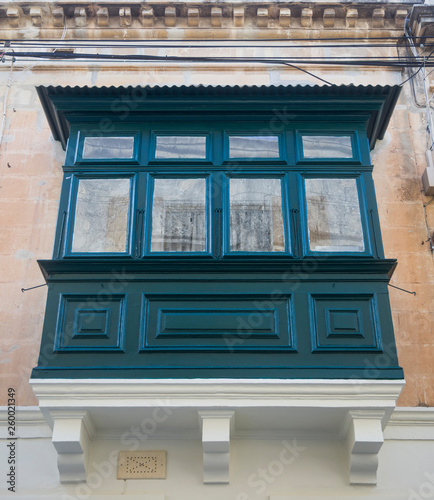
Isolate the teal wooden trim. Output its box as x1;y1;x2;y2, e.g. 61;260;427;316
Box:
31;366;405;379
64;122;373;169
38;257;398;280
74;131;141;165
363;170;385;259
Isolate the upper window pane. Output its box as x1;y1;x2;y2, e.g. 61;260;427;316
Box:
155;136;207;159
229;136;280;159
71;178;131;253
151;178;206;252
302;135;353;159
229;178;285;252
82;136;135;159
305;178;365;252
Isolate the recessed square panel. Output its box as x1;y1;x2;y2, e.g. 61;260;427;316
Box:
309;294;381;352
55;294;125;351
325;309;363;338
74;309;110;337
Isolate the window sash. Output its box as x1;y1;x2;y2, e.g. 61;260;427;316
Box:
69;176;133;255
302;176;368;255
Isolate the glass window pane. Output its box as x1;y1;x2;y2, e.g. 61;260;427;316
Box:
71;178;130;253
155;136;207;159
151;178;206;252
305;178;365;252
230;178;285;252
302;135;353;158
82;136;135;159
229;136;280;158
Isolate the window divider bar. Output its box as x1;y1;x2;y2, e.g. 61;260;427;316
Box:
369;209;379;259
291;208;300;258
57;211;67;259
135;209;144;258
215;208;223;259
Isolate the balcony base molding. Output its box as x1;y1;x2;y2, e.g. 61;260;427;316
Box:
31;378;404;485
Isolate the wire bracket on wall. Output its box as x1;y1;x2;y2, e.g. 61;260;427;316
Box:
388;283;416;295
21;283;47;293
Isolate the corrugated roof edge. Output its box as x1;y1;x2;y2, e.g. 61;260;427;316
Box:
36;83;401;150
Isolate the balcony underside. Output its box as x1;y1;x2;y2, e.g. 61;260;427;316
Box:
30;378;405;484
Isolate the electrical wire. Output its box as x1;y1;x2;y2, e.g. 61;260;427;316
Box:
2;38;434;51
3;50;434;68
281;62;332;85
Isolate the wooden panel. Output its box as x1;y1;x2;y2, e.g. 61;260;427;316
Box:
309;294;382;352
54;294;126;352
141;294;294;351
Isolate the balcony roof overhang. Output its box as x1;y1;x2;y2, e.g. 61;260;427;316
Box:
36;83;401;151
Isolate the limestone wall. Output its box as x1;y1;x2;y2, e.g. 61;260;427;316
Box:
0;55;432;407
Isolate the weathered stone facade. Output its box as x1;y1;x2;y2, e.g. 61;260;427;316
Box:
0;1;433;497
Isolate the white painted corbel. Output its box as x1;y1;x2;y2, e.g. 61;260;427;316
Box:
199;410;234;484
51;411;95;483
342;410;385;485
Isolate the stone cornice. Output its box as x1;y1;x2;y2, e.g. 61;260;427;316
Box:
0;2;418;38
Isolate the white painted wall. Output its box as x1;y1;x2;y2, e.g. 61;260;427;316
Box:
1;407;434;500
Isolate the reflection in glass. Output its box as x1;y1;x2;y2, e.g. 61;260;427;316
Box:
71;178;130;253
230;178;284;252
229;136;280;158
82;136;135;159
302;135;353;158
155;136;207;159
151;178;206;252
305;178;365;252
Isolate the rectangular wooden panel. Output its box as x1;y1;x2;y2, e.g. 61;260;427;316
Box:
141;294;294;352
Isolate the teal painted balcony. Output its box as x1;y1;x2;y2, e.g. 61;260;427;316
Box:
31;84;404;381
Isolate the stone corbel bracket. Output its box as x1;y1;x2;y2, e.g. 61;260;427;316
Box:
48;410;95;483
199;410;234;484
409;5;434;45
341;410;385;485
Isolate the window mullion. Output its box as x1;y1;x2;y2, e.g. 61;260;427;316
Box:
132;173;147;258
287;172;302;258
212;172;224;259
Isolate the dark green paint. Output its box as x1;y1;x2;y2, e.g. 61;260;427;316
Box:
31;84;404;380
